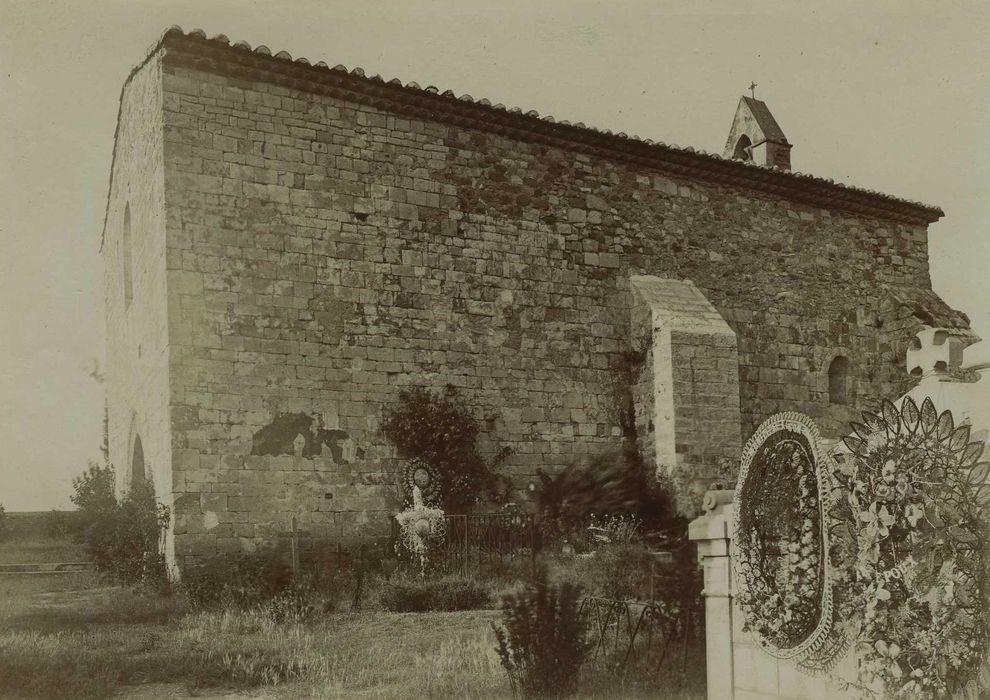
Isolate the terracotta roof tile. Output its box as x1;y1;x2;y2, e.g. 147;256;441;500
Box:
741;96;789;144
885;286;972;333
101;26;947;249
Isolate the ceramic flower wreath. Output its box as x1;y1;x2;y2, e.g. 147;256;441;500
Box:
394;485;446;576
402;458;442;506
830;397;990;699
733;413;843;670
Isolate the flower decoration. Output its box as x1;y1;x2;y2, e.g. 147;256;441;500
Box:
394;485;446;576
733;412;845;672
402;458;442;506
830;397;990;699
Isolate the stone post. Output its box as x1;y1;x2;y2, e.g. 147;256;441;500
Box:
689;489;736;700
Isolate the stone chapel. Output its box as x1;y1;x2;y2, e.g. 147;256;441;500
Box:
102;27;974;569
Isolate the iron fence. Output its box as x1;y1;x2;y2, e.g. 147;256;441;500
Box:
435;511;539;576
579;594;703;681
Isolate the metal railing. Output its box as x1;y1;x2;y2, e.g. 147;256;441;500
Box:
579;594;702;680
434;511;540;576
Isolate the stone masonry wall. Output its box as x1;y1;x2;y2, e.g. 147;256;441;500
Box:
155;52;935;563
670;330;741;496
104;56;176;567
628;276;741;512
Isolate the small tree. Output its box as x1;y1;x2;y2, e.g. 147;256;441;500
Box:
0;503;9;542
70;461;117;536
70;462;170;586
492;568;591;699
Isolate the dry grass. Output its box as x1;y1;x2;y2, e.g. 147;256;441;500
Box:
0;574;705;700
0;512;87;565
0;538;88;565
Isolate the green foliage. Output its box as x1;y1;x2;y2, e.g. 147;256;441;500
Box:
548;539;702;610
70;463;170;587
382;385;508;512
180;540;404;616
572;543;657;601
346;540;393;610
537;452;680;544
43;510;84;540
491;568;590;698
180;550;295;610
70;462;117;534
379;575;490;612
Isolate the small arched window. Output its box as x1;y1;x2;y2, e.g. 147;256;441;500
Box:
733;135;753;161
122;203;133;308
131;434;145;486
828;356;850;405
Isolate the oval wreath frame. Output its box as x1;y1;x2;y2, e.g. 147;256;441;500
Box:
732;411;840;664
402;458;442;506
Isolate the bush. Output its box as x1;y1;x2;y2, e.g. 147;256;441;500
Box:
549;538;702;606
379;576;490;612
180;550;295;610
536;451;680;538
70;462;117;534
43;509;82;540
567;543;658;601
492;568;590;698
382;385;509;512
264;581;325;623
0;503;8;542
70;463;170;587
478;552;536;585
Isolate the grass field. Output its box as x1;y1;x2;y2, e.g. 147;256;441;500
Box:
0;511;88;566
0;517;705;699
0;574;705;700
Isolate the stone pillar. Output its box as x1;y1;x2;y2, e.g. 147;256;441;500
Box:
689;489;736;700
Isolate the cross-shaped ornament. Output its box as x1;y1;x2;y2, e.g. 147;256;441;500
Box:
749;82;757;99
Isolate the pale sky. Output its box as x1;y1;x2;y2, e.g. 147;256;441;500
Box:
1;0;987;511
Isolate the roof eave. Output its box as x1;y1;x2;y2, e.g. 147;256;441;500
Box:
99;25;946;252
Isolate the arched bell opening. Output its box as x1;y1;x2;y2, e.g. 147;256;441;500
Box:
732;134;753;161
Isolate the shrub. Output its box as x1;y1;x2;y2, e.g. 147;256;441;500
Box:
180;550;295;610
379;579;432;612
492;568;590;698
478;552;536;585
536;451;680;538
586;513;641;545
382;385;509;512
0;503;8;542
70;463;170;587
379;576;490;612
571;542;657;601
346;540;392;610
70;462;117;534
264;581;325;623
43;509;81;539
